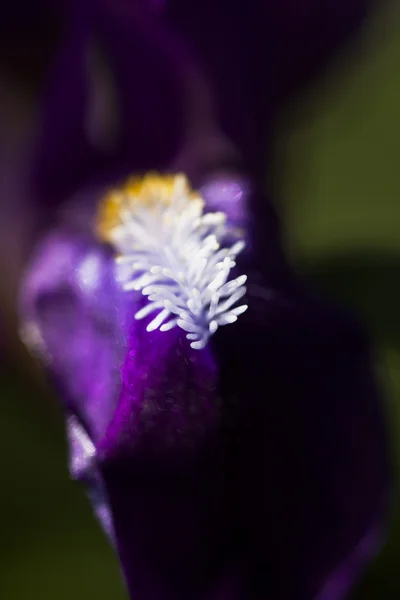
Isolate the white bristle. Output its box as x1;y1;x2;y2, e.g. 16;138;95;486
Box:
110;177;248;348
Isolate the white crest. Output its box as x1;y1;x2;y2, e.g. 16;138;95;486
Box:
109;175;248;349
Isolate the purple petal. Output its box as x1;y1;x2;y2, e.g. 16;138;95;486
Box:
19;179;389;600
32;0;187;210
31;0;372;212
100;265;390;600
99;326;220;463
20;227;131;441
210;268;390;598
166;0;371;179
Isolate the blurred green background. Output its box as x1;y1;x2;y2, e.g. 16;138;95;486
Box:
0;3;399;599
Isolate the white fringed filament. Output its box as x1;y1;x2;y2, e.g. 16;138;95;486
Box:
110;175;248;349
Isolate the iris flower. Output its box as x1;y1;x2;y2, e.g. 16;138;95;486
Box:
19;1;389;599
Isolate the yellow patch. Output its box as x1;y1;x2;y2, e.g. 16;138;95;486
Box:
95;172;198;242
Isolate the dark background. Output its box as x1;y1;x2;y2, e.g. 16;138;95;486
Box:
0;2;399;599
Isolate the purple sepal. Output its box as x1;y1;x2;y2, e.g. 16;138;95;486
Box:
31;0;372;210
19;178;390;599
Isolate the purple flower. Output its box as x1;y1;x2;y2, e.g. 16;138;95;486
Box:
20;1;389;599
20;172;389;600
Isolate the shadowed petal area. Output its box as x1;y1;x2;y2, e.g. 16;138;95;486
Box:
165;0;372;179
210;267;390;599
